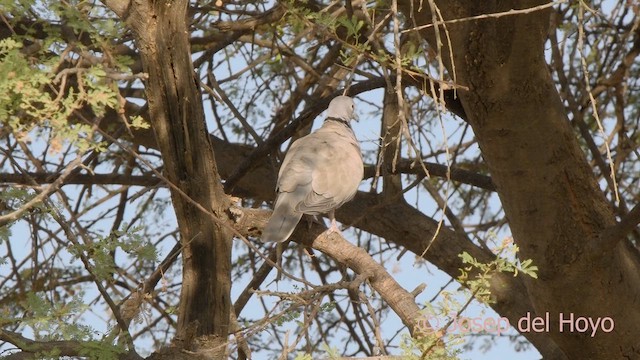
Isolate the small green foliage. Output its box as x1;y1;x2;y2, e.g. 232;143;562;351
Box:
0;224;9;244
319;301;336;312
293;353;313;360
517;258;539;279
111;225;159;261
0;37;113;154
68;225;158;281
337;15;365;41
405;236;537;356
130;115;150;130
275;308;301;326
458;238;538;303
0;0;131;154
77;340;125;360
400;330;461;360
407;297;465;359
19;292;93;340
298;3;335;29
294;343;340;360
0;187;49;219
4;292;125;359
33;340;124;360
320;343;341;359
166;306;177;315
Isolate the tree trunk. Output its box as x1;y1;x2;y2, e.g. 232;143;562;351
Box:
116;0;232;356
403;0;640;358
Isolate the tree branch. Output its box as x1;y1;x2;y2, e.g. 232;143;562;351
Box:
598;202;640;252
307;231;431;337
364;159;495;191
100;0;130;19
0;159;495;192
0;172;161;187
191;5;286;68
0;151;85;227
0;329;142;360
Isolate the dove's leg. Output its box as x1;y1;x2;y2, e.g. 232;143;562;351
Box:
327;210;340;233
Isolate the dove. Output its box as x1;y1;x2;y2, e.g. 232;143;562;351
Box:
262;96;364;243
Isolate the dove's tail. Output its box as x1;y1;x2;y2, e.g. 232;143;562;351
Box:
261;193;304;243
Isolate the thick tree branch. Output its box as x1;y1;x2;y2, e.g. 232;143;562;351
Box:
378;88;404;198
306;231;431;337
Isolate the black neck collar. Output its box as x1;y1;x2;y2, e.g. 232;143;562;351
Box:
326;116;352;129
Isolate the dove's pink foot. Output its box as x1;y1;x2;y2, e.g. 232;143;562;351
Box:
327;218;340;234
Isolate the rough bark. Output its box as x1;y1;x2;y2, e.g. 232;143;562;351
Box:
109;0;233;356
402;0;640;358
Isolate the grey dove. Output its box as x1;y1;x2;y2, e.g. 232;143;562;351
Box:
262;96;364;243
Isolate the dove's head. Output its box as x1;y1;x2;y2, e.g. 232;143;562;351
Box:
326;96;358;122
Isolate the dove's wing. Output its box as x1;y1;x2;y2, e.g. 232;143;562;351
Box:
296;126;363;214
261;135;322;243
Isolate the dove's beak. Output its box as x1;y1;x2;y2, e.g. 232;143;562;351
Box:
352;112;360;122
